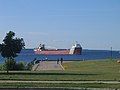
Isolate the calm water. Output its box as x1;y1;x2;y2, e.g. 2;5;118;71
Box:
0;49;120;63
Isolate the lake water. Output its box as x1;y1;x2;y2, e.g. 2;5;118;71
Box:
0;49;120;63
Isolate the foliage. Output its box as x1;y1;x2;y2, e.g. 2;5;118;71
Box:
0;64;4;71
0;31;25;72
26;63;33;70
26;58;37;70
4;58;16;71
15;61;26;70
2;61;26;71
0;31;25;59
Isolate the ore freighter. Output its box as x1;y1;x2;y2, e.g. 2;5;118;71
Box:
34;42;82;55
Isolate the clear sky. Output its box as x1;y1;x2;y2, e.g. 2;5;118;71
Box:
0;0;120;50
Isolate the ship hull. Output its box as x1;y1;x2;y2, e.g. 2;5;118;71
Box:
34;49;70;55
34;49;82;55
34;43;82;55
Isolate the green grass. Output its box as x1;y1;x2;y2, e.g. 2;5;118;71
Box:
63;60;120;81
0;82;120;88
0;60;120;88
0;71;100;81
0;60;119;81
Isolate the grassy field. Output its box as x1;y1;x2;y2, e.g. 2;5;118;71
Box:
63;60;120;81
0;59;120;88
0;60;119;81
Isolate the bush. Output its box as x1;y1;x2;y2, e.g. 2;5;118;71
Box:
26;63;33;70
3;59;26;71
0;64;4;71
2;58;33;71
15;61;26;70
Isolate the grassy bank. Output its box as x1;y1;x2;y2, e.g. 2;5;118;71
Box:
0;60;120;88
0;60;119;81
63;60;120;81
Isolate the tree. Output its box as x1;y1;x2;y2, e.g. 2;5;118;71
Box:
4;58;16;71
0;31;25;73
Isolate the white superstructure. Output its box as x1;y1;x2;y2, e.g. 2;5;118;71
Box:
69;43;82;54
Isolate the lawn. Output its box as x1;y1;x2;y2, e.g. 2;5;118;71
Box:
63;60;120;81
0;82;120;89
0;60;119;81
0;59;120;88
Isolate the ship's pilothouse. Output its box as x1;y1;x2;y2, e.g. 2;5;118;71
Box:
38;44;45;50
69;42;82;54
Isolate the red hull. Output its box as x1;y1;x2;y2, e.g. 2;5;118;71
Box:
35;50;70;55
34;43;82;55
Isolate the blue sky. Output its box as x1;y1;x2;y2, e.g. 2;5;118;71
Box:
0;0;120;50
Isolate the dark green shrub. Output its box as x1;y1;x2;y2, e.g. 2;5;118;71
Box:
3;59;26;71
26;63;33;70
15;61;26;70
0;64;4;70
